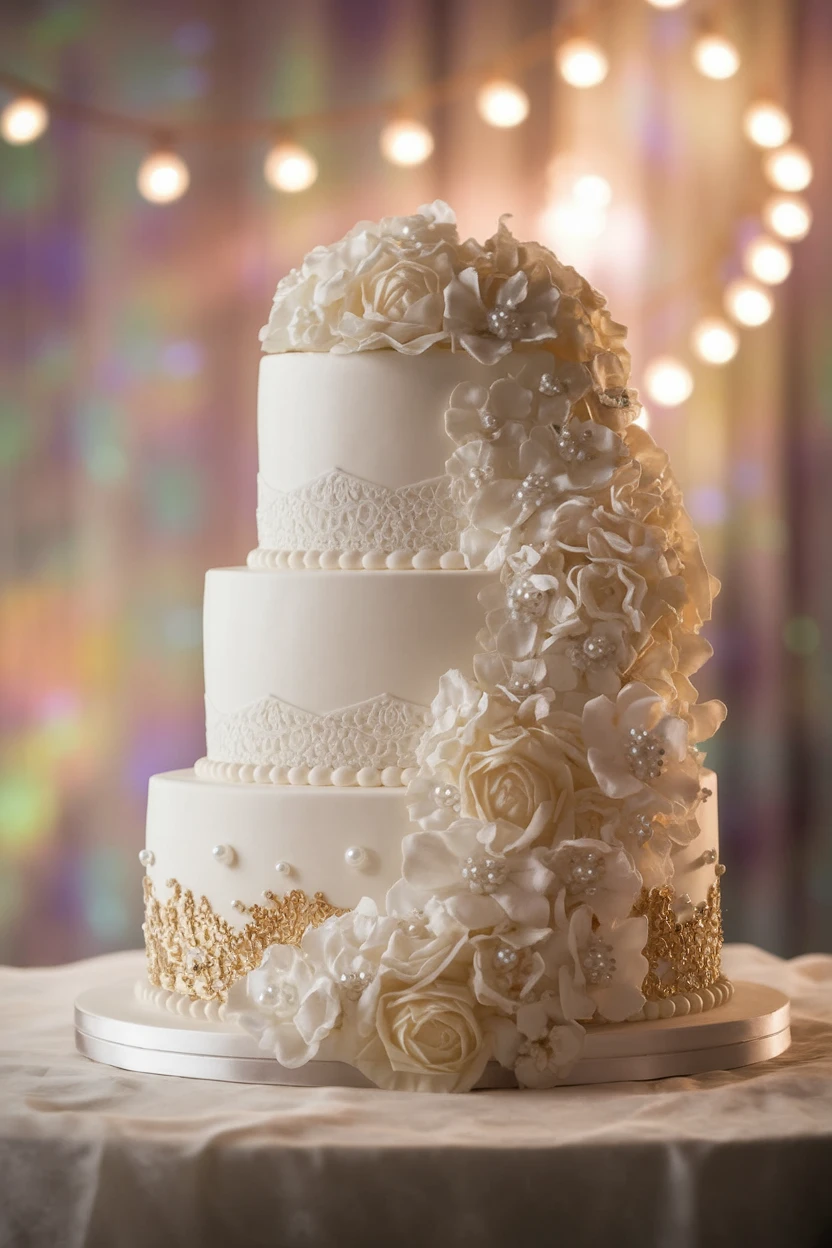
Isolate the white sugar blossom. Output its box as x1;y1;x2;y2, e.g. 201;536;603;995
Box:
582;682;701;810
444;376;533;444
544;903;649;1023
548;837;643;924
444;266;559;365
489;994;586;1088
471;928;549;1013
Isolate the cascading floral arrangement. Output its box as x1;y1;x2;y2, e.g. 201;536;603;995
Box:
229;202;726;1092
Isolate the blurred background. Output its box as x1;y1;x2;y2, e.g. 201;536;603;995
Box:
1;0;830;965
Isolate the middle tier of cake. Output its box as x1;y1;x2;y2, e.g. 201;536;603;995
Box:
197;566;493;785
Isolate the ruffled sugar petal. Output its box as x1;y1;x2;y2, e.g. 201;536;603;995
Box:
400;829;462;890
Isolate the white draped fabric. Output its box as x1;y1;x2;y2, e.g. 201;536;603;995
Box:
1;945;830;1247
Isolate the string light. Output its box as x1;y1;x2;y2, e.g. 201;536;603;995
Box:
137;150;190;203
264;142;318;192
644;357;694;407
556;38;609;88
763;194;812;241
573;174;612;208
743;101;792;148
476;80;530;128
763;144;813;192
692;33;740;80
691;317;739;364
379;119;434;166
743;236;792;285
0;96;49;144
645;0;688;8
724;279;774;327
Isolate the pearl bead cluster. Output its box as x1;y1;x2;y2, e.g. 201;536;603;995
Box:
467;464;494;489
461;854;510;894
598;386;633;409
538;373;562;397
486;306;523;340
255;982;297;1010
513;472;555;511
494;945;519;970
562;848;606;897
339;969;373;1000
507;670;540;697
568;634;618;673
625;727;666;782
555;425;598;464
432;782;461;813
507;578;549;621
629;813;655;847
582;937;617;985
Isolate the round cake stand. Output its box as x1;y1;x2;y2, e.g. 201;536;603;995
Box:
74;979;791;1089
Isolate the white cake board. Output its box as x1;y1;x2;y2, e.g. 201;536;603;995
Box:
75;979;790;1089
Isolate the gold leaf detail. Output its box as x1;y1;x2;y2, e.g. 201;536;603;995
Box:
143;876;347;1002
634;880;723;1000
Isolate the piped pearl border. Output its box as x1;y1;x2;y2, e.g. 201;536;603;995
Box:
627;975;734;1022
195;757;418;788
247;547;468;571
135;979;227;1022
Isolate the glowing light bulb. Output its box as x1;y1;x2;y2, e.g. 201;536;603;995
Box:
556;38;609;89
646;0;688;7
743;236;792;285
763;194;812;241
476;79;530;128
691;317;739;365
692;33;740;80
573;174;612;209
0;96;49;144
380;119;434;167
137;150;190;203
264;142;318;192
724;279;774;327
743;101;792;148
763;144;813;193
644;357;694;407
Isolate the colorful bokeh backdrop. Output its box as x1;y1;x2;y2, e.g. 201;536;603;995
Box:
1;0;831;964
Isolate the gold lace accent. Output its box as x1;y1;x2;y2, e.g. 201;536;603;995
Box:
143;876;347;1002
635;880;723;1000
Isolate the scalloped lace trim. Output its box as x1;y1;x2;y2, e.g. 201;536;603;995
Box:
205;692;429;774
256;470;464;556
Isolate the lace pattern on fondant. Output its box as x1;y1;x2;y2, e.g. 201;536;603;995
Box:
206;692;429;772
256;469;463;554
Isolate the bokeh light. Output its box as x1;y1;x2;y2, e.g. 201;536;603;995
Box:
724;279;774;327
556;38;609;88
692;33;740;79
573;174;612;208
646;0;688;8
743;236;792;285
137;150;190;203
691;317;739;364
0;96;49;144
743;101;792;148
644;357;694;406
264;142;318;192
763;194;813;241
379;119;434;166
475;80;530;128
763;144;813;193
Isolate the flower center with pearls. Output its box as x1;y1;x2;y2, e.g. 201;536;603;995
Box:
561;849;606;897
255;980;299;1012
339;969;373;1001
625;727;666;782
556;425;598;465
629;813;655;846
432;782;461;812
568;634;618;672
598;387;633;409
582;937;617;985
461;854;510;894
507;578;549;621
507;669;540;697
513;473;556;510
538;373;562;397
467;465;493;489
486;306;523;340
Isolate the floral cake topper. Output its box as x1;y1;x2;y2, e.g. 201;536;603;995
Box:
232;206;727;1092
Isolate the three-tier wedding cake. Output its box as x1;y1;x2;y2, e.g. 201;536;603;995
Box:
138;201;730;1092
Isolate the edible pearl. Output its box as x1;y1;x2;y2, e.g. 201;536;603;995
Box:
556;425;598;465
345;846;368;869
275;861;292;876
256;984;280;1008
138;848;155;868
715;863;727;877
563;850;606;894
339;970;372;1000
486;306;522;340
568;634;618;673
507;578;549;621
432;782;461;811
461;854;509;894
212;843;236;867
583;938;617;985
702;848;717;865
538;373;562;397
512;472;555;511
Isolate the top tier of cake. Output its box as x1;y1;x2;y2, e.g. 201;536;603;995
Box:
250;349;552;570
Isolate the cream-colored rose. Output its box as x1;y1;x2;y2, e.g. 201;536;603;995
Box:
458;725;578;833
372;979;486;1093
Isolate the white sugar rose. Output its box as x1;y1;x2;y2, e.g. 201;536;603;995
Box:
458;724;577;833
336;250;454;354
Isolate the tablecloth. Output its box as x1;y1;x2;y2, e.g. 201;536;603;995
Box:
0;944;830;1248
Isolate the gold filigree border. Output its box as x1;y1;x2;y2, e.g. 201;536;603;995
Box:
143;876;347;1001
635;880;723;1000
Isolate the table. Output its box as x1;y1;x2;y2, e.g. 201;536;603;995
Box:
1;945;830;1248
